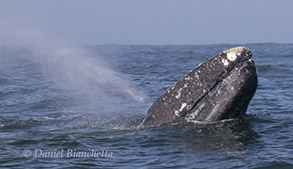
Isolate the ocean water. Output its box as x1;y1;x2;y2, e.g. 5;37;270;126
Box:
0;44;292;168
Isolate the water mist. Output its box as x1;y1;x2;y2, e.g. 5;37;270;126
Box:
0;20;147;118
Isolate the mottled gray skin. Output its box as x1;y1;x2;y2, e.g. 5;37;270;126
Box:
139;47;258;128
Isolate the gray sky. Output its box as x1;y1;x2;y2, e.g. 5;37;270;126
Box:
0;0;292;45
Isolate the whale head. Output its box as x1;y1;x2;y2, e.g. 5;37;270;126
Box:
140;47;258;128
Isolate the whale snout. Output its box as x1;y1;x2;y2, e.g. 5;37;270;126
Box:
220;46;252;69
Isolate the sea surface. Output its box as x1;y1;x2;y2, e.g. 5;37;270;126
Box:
0;44;292;169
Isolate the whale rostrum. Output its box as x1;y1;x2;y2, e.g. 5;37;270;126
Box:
139;47;258;128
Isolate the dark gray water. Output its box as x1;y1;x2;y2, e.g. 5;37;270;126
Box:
0;44;292;168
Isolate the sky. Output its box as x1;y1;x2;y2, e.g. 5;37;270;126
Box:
0;0;292;45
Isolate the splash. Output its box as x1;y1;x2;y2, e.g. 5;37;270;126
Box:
0;19;146;109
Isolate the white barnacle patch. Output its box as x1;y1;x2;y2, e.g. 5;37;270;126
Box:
230;86;234;91
222;59;229;67
223;46;247;62
175;103;187;117
167;85;175;93
179;102;187;111
226;52;238;61
175;88;183;99
175;110;180;117
194;72;200;79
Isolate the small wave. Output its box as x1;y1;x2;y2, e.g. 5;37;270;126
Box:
183;118;238;125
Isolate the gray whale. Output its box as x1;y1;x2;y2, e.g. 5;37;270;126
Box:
139;47;258;128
